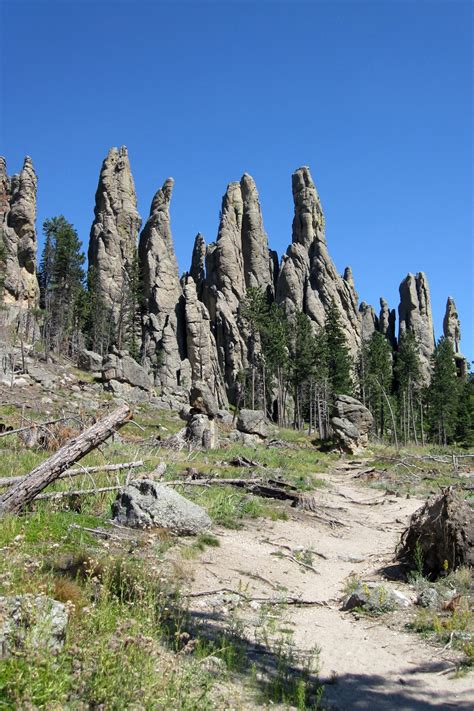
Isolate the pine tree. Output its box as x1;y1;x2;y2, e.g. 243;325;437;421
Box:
324;299;352;395
38;216;86;357
290;312;316;428
359;331;393;438
394;331;423;444
427;337;460;445
241;287;270;409
455;373;474;447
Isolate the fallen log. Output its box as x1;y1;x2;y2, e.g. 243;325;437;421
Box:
0;460;144;489
0;404;132;517
0;415;83;439
35;485;122;501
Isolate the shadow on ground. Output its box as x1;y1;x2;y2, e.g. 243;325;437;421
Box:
163;602;471;710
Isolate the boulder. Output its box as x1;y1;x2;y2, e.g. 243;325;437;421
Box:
78;349;103;373
397;488;474;579
331;394;373;452
185;413;219;449
102;352;152;391
0;594;68;658
342;583;411;613
236;409;268;438
111;480;211;534
189;382;218;418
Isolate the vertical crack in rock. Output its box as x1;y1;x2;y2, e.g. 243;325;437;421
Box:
0;156;39;306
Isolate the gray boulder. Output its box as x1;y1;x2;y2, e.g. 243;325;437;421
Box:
342;583;411;613
0;594;68;658
237;409;268;438
185;413;219;449
78;349;102;373
331;394;373;452
189;382;218;418
102;352;152;391
112;480;211;534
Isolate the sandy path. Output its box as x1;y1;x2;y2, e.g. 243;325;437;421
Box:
186;471;474;710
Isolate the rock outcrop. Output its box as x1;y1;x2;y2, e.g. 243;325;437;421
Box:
276;167;361;356
379;298;396;347
0;157;39;306
398;272;435;380
88;146;142;332
443;297;467;377
443;297;461;353
359;302;378;342
205;174;275;399
139;178;189;389
189;233;206;298
183;276;227;407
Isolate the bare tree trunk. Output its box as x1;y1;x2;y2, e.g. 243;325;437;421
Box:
0;405;132;517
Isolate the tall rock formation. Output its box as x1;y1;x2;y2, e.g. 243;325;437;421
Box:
88;146;141;331
0;156;39;306
443;297;461;353
183;275;227;407
276;166;361;355
205;173;275;399
359;302;378;342
189;233;206;298
379;297;396;347
398;272;435;380
139;178;188;388
443;296;467;377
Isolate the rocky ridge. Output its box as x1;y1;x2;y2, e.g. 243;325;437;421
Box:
0;148;466;403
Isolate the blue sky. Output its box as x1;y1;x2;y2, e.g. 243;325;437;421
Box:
1;0;472;361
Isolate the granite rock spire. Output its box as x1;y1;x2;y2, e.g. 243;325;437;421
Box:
88;146;142;331
0;156;39;306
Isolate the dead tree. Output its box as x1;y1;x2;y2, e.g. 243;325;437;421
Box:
0;404;132;517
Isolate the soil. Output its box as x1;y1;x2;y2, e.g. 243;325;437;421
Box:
184;468;474;710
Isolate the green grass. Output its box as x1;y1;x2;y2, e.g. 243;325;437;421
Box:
405;567;474;668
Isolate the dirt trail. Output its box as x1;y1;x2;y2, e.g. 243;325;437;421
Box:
186;469;474;710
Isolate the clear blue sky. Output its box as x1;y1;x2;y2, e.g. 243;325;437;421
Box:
1;0;472;362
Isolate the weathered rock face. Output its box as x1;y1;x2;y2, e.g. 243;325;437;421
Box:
379;297;396;347
398;272;435;380
443;297;461;353
112;480;212;533
88;146;141;331
183;278;227;407
276;167;361;356
359;302;378;342
331;394;373;453
139;178;189;389
0;157;39;306
190;233;206;298
205;174;275;399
